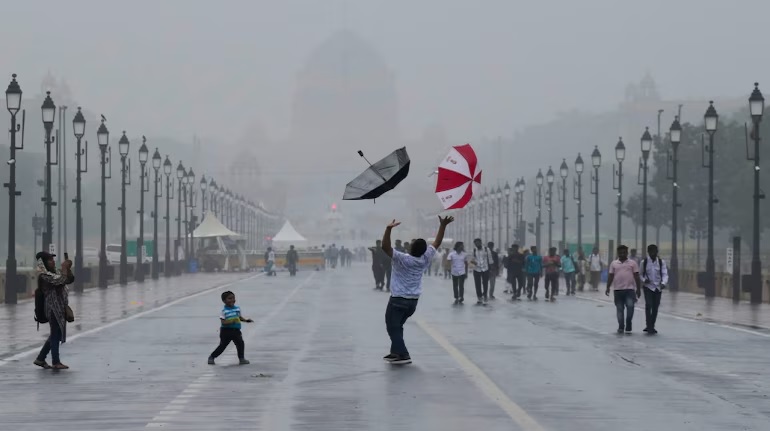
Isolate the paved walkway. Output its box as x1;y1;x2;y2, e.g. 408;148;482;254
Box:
0;272;254;360
576;284;770;331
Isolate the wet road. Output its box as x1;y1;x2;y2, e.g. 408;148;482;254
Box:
1;266;769;430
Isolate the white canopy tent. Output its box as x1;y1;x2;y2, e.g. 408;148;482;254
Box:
272;220;307;248
193;213;241;238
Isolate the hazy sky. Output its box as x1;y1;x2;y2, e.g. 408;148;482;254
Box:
2;0;767;144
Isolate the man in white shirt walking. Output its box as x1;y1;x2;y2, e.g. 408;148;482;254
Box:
588;247;604;291
641;244;668;334
471;238;491;304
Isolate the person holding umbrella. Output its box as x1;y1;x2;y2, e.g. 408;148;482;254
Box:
381;215;453;365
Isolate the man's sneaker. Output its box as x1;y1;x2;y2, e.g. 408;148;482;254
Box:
383;353;398;362
617;328;624;334
390;355;412;365
207;357;215;365
650;329;658;335
643;327;649;333
625;328;632;334
33;359;51;369
239;358;250;365
476;299;483;305
545;291;550;299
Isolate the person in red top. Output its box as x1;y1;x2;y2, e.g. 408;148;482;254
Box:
542;247;561;301
605;245;642;334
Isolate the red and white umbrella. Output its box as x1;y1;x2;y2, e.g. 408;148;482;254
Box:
434;143;482;209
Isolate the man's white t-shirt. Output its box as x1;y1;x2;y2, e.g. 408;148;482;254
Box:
390;246;436;299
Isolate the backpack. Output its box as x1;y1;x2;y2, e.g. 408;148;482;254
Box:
34;284;48;327
642;257;663;281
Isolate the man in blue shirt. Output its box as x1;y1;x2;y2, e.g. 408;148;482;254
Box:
525;246;543;300
381;215;453;365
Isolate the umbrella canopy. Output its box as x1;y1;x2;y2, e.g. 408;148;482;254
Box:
343;147;410;200
434;144;482;209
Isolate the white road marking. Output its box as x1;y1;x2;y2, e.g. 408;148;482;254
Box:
0;274;262;367
575;294;770;338
416;318;547;431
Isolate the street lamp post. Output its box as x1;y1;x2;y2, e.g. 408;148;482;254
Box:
41;92;56;254
496;186;503;247
71;107;87;293
118;132;130;286
200;174;208;222
559;160;569;250
97;118;110;288
136;138;148;283
536;170;544;251
209;178;217;217
187;168;196;266
32;214;44;253
504;182;511;246
591;146;602;249
151;148;162;280
518;178;526;245
704;101;719;298
669;117;682;291
163;156;173;277
4;74;24;304
640;128;652;256
574;154;584;255
546;167;555;249
749;84;765;304
613;138;626;257
175;162;185;276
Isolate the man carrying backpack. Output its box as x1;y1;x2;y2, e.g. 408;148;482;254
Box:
641;244;668;334
33;251;75;370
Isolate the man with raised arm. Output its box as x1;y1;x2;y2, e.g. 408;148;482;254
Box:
381;215;453;365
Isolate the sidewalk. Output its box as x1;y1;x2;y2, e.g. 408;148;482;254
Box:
576;285;770;331
0;272;253;360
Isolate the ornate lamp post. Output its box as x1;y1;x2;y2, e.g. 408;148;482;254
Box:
559;159;569;250
703;101;719;298
546;166;555;249
591;146;602;249
669;117;682;291
163;156;173;277
41;92;56;253
496;186;503;247
535;170;544;251
200;174;208;221
613;137;626;258
71;107;87;293
4;74;24;304
574;154;584;255
135;139;148;283
504;182;511;246
97;118;111;288
186;168;197;265
151;148;162;280
118;132;130;285
518;178;526;245
209;178;218;217
749;84;765;304
175;161;185;276
639;128;653;257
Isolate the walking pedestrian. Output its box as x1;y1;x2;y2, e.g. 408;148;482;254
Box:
641;244;668;334
543;247;562;300
381;216;452;365
34;251;75;370
265;247;276;276
471;238;491;304
505;245;526;300
525;246;543;300
433;247;443;276
589;247;604;291
286;245;299;276
208;291;254;365
442;248;451;279
562;248;577;295
448;242;468;304
369;240;386;289
605;245;642;334
576;249;587;292
487;242;500;300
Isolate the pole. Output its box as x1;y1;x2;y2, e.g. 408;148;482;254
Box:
671;143;679;291
136;163;146;283
577;172;583;255
536;186;542;252
616;162;623;252
642;157;648;256
706;132;715;298
497;196;502;247
120;156;128;286
164;173;171;277
4;110;19;304
594;167;600;249
98;146;108;288
561;177;567;251
548;183;553;249
74;135;84;293
175;178;182;276
152;167;159;279
62;106;67;262
43;123;54;253
184;187;189;269
506;195;510;246
751;118;762;304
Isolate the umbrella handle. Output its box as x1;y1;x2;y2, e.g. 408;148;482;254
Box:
358;150;388;182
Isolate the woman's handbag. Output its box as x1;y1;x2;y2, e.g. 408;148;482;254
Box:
65;305;75;322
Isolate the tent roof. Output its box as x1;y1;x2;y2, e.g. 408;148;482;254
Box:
193;213;241;238
273;220;307;242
